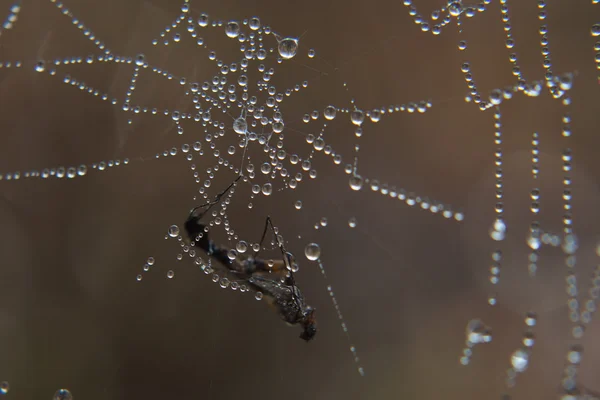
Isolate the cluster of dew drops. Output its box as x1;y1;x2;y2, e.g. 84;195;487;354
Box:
0;383;72;400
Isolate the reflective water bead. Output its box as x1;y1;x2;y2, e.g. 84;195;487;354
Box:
348;217;357;228
349;175;363;191
350;109;364;126
225;21;240;38
262;183;273;196
278;37;298;59
53;389;73;400
324;105;337;120
511;349;529;372
168;225;180;238
305;243;321;261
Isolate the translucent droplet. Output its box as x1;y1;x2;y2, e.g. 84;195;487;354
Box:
262;183;273;196
0;381;9;395
236;240;248;253
53;389;73;400
167;270;175;279
348;217;357;228
249;17;261;30
511;349;529;372
225;21;240;38
349;175;363;191
255;291;263;300
168;225;180;238
147;257;155;266
233;117;247;134
227;249;238;261
34;60;45;72
592;24;600;37
294;200;303;210
466;319;491;344
278;37;298;60
324;105;337;120
305;243;321;261
135;54;145;66
350;109;364;126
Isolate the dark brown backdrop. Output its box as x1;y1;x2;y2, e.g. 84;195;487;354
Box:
1;0;600;399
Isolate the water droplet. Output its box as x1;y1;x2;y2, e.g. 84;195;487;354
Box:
324;105;337;120
294;200;303;210
249;17;261;31
167;270;175;279
350;109;364;126
168;225;180;238
34;60;45;72
225;21;240;38
0;381;9;394
227;249;238;260
233;117;247;134
511;349;529;372
348;217;357;228
147;257;155;266
305;243;321;261
262;183;273;196
592;24;600;37
278;37;298;59
53;389;73;400
236;240;248;253
349;175;363;191
135;54;145;66
255;291;263;300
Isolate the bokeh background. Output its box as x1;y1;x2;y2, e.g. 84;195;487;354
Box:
1;0;600;399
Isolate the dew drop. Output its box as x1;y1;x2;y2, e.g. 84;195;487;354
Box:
305;243;321;261
233;117;247;134
53;389;73;400
349;175;363;191
348;217;357;228
278;37;298;59
255;291;263;300
168;225;180;238
225;21;240;38
262;183;273;196
324;105;337;120
0;381;9;395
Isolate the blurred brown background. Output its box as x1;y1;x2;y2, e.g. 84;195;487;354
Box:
1;0;600;399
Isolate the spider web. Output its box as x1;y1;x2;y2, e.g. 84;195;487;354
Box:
0;0;600;399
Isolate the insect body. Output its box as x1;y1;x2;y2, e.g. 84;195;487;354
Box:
184;178;317;341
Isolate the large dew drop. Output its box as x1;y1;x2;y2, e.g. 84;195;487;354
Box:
233;117;247;134
225;21;240;38
168;225;180;238
53;389;73;400
350;109;365;126
278;37;298;60
349;175;363;191
305;243;321;261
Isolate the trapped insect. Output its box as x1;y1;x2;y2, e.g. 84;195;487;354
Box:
184;175;317;342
